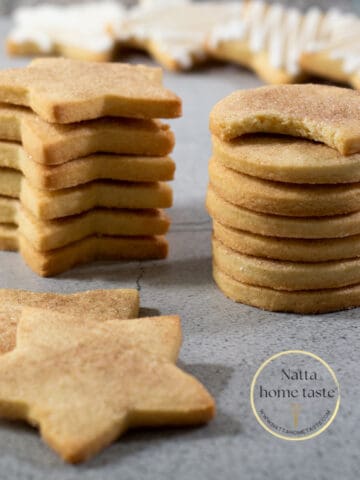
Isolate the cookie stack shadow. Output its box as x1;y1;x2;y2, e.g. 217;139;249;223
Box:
207;85;360;314
0;59;181;276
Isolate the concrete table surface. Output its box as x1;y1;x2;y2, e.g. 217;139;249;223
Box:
0;17;358;480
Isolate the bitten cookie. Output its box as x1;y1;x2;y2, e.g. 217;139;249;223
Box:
210;84;360;155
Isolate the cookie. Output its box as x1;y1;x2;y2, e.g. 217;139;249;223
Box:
212;134;360;184
0;288;139;355
18;308;182;363
0;307;215;462
209;158;360;217
213;220;360;262
115;0;241;71
0;104;175;164
206;4;360;85
206;186;360;239
213;236;360;290
7;2;125;62
17;233;168;276
210;84;360;155
299;9;360;89
0;198;170;251
213;264;360;314
0;172;172;219
0;58;182;123
207;2;321;84
1;141;175;190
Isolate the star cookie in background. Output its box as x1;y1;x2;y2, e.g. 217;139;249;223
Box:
300;10;360;89
206;1;360;85
6;1;125;62
208;84;360;313
0;308;215;463
113;0;242;71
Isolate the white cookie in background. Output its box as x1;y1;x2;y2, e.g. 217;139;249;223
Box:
300;9;360;89
206;1;360;85
113;0;242;71
7;1;126;62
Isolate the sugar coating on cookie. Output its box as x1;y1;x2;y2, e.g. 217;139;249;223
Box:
0;58;182;123
0;308;215;462
0;288;139;355
210;84;360;155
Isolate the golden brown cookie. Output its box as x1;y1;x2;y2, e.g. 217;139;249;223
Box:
0;171;172;219
213;220;360;262
209;84;360;154
213;236;360;290
213;264;360;314
206;186;360;239
0;104;175;164
212;134;360;184
0;288;139;354
0;199;170;251
0;58;182;123
0;141;175;189
209;158;360;216
0;307;215;463
19;233;169;276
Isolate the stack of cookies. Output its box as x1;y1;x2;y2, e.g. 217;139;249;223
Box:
0;58;181;276
207;84;360;314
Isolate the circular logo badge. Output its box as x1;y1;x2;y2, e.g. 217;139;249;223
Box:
250;350;340;441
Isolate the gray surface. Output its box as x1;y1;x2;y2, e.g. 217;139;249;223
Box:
0;16;358;480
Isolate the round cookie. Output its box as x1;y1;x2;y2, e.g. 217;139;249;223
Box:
209;158;360;216
212;134;360;184
213;265;360;314
212;237;360;290
206;186;360;239
209;84;360;155
213;220;360;262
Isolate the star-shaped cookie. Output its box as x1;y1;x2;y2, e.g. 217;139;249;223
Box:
0;104;175;164
0;288;139;354
0;308;215;463
0;58;182;123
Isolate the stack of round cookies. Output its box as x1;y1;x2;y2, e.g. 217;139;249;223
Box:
207;84;360;313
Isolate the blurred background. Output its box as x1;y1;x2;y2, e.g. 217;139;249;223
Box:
0;0;359;15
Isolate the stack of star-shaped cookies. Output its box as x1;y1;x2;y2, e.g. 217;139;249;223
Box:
208;84;360;314
0;58;181;276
